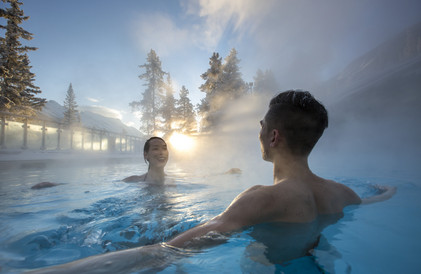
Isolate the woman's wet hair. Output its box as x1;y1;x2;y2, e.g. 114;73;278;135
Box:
143;136;166;163
266;90;328;156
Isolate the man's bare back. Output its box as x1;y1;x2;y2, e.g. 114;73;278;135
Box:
231;176;361;224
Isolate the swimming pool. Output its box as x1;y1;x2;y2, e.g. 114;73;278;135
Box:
0;156;419;273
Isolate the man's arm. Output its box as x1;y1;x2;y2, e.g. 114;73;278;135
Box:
166;217;236;248
26;244;175;274
168;185;268;248
361;185;397;205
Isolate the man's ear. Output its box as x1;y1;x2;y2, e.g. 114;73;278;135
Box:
270;129;280;147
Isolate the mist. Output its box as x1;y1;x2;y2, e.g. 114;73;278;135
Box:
168;94;272;181
236;0;421;88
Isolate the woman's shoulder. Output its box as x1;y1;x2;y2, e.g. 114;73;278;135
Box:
122;173;147;182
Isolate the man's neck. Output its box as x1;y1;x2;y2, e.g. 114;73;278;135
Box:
272;154;312;184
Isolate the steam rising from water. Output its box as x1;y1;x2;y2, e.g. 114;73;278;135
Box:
173;81;421;180
170;94;273;181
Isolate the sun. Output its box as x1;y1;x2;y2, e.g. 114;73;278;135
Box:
169;132;195;152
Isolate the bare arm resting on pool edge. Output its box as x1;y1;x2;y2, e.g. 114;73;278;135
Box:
361;185;397;205
25;244;176;274
168;185;270;248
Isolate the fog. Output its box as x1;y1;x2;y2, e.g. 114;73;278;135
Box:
175;25;421;179
236;0;421;89
169;94;271;180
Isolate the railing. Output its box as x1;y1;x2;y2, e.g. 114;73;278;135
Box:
0;111;143;154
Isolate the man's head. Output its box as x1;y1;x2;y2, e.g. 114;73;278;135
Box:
259;90;328;159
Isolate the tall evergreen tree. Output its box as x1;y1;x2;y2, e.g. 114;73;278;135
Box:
198;52;223;131
253;69;279;97
161;74;176;134
198;49;246;131
130;49;166;136
0;0;45;116
62;83;79;127
176;85;196;133
220;48;246;100
199;52;222;111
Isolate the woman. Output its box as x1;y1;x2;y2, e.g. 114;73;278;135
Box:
123;137;168;184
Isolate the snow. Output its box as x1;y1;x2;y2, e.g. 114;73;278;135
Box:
38;100;142;136
79;111;140;136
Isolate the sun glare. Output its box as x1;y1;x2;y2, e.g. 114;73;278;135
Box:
169;132;195;152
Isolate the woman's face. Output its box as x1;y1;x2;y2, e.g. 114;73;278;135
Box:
144;139;168;168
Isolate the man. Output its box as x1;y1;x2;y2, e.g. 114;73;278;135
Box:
168;90;365;247
29;90;395;273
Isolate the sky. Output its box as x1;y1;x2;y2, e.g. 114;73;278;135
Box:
4;0;421;129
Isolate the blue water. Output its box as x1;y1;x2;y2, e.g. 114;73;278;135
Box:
0;157;420;273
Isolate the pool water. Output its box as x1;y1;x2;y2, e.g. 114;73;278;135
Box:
0;157;420;273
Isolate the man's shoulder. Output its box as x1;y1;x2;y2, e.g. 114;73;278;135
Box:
221;184;283;225
243;182;302;200
231;185;276;207
328;179;359;197
317;179;362;206
242;184;282;199
234;185;268;202
246;184;266;192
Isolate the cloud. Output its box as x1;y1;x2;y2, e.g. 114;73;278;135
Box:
80;105;123;120
184;0;276;49
131;0;275;54
86;97;99;103
131;13;191;56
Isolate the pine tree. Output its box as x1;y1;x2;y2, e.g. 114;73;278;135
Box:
198;49;246;131
198;52;223;131
161;74;176;135
130;49;166;136
253;69;279;98
176;85;196;133
0;0;45;116
199;52;223;111
62;83;79;127
220;48;246;100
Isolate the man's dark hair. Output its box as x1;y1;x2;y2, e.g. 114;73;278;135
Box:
266;90;328;156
